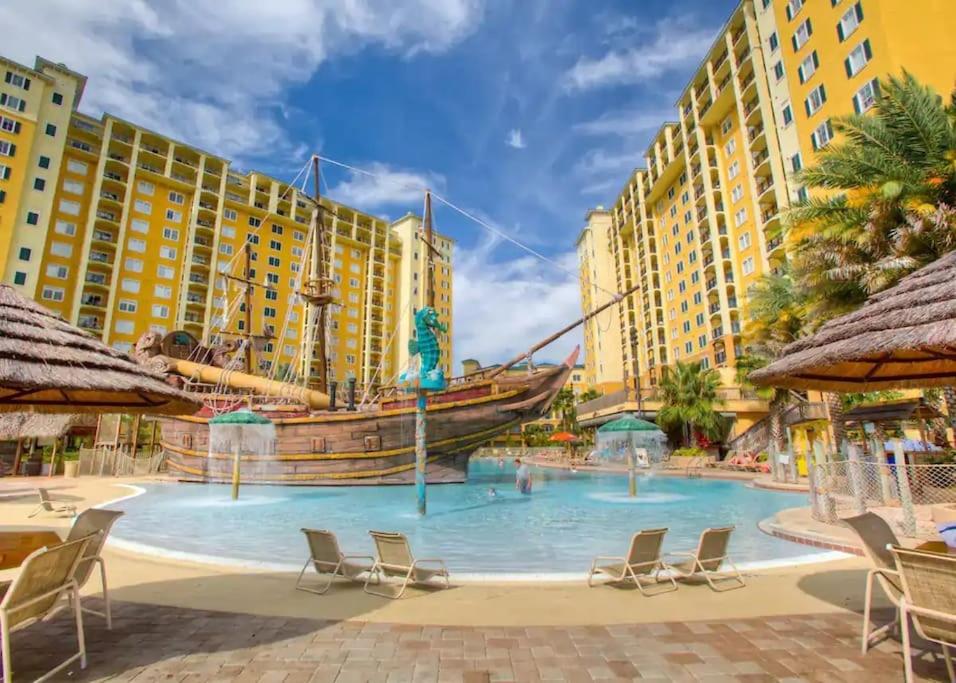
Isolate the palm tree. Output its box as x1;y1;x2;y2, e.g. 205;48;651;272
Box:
789;72;956;324
657;361;723;447
735;264;807;454
551;387;577;433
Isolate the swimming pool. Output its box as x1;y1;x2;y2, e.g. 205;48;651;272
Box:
108;460;827;575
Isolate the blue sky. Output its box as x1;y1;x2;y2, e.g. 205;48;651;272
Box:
4;0;738;369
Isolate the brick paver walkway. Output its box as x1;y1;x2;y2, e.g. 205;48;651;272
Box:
5;600;948;681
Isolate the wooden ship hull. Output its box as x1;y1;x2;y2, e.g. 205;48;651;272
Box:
159;349;577;485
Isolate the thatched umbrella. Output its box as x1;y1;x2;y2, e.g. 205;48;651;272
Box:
750;251;956;392
0;285;201;414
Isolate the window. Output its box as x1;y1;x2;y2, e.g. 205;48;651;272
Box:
805;84;827;116
13;271;26;285
220;243;234;256
293;230;304;241
772;61;784;81
0;116;20;133
54;220;76;236
4;72;30;89
45;123;56;137
269;239;281;251
734;208;747;227
268;256;280;267
695;312;704;324
50;242;72;257
25;211;39;225
291;246;303;258
792;19;812;51
721;116;733;135
782;103;794;126
52;92;63;105
791;153;803;172
247;234;259;245
124;257;143;272
45;264;68;279
742;256;755;275
67;159;87;175
134;199;151;214
160;246;176;260
797;187;809;203
838;2;864;41
0;141;16;157
154;284;172;299
845;39;872;77
798;51;819;83
137;181;154;195
263;307;276;318
266;273;279;285
223;208;237;221
118;299;137;313
41;286;65;302
728;160;740;180
121;279;141;293
811;120;835;150
738;232;751;250
162;227;179;241
165;209;182;222
248;217;261;227
669;206;677;219
0;94;26;113
272;225;283;235
63;179;83;194
33;177;45;191
265;289;278;301
0;164;9;180
157;265;174;279
222;226;236;238
168;191;185;204
853;78;880;113
724;139;736;157
130;218;148;233
114;320;135;335
152;304;170;319
785;0;804;20
0;188;6;203
127;238;146;253
768;32;779;52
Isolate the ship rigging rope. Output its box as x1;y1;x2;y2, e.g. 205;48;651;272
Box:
359;296;414;408
314;155;621;300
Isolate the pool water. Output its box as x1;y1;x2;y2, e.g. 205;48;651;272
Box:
109;460;822;574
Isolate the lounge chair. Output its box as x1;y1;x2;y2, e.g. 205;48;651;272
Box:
27;488;76;518
363;531;449;599
843;512;903;654
889;546;956;683
65;508;125;629
667;527;745;591
586;528;677;595
0;536;93;683
295;529;376;595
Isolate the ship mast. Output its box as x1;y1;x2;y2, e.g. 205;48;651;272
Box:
221;241;275;375
422;191;436;309
299;155;333;394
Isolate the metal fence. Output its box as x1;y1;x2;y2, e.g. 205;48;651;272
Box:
77;447;166;477
810;447;956;538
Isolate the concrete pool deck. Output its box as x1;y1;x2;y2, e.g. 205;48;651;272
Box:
3;476;952;681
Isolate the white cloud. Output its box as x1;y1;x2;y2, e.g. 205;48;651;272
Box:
452;238;583;370
0;0;484;163
505;128;527;149
328;162;444;210
574;109;674;137
574;148;640;179
563;17;716;92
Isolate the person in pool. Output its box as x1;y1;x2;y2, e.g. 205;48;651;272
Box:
514;458;532;494
487;487;498;497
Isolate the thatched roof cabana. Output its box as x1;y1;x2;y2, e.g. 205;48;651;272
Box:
0;285;201;414
751;251;956;391
0;413;96;441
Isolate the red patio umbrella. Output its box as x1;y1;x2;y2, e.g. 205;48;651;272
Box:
549;431;578;443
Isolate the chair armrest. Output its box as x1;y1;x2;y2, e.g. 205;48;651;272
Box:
412;558;447;565
342;554;375;563
591;555;626;563
667;551;696;558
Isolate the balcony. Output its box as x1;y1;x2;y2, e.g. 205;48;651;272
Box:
68;139;94;154
112;135;132;145
739;74;756;94
225;192;244;203
727;296;738;308
184;313;202;323
80;295;103;307
92;229;115;243
767;235;784;251
703;254;714;267
696;207;708;224
199;201;216;211
138;163;162;174
189;274;208;285
85;273;108;286
761;207;779;224
174;156;196;168
756;178;773;196
141;145;165;157
709;303;721;314
747;125;765;144
171;172;192;184
721;249;731;260
95;210;116;222
197;219;214;229
706;278;718;291
191;255;209;266
731;320;742;334
752;150;770;170
103;171;124;183
194;237;211;247
712;326;724;340
107;153;128;164
78;317;102;331
186;293;204;304
89;251;110;264
99;191;120;202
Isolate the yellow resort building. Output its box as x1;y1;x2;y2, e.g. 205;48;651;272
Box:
576;0;955;438
0;55;453;391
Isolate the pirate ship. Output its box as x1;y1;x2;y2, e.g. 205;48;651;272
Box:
137;158;634;485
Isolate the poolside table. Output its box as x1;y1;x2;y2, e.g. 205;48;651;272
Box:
0;530;63;570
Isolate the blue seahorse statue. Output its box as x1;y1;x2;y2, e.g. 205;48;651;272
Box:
400;306;447;392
